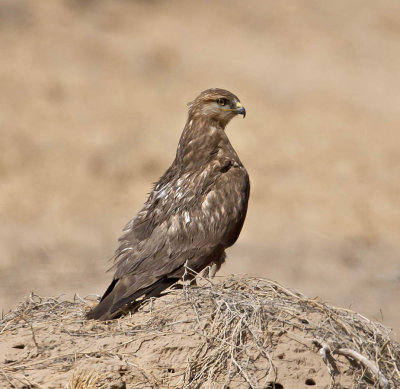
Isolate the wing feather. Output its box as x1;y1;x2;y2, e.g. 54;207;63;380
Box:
86;90;250;320
114;162;248;281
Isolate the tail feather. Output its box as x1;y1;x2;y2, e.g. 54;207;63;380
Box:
85;276;178;321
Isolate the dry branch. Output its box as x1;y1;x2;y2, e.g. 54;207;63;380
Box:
334;348;390;389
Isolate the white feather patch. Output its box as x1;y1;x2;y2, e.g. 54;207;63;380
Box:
184;211;191;224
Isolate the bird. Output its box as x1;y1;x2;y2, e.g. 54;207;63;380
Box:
86;88;250;320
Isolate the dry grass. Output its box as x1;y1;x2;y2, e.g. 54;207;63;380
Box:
1;275;399;388
68;370;107;389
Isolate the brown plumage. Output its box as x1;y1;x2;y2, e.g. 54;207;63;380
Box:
86;88;250;320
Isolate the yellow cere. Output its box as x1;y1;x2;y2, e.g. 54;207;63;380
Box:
236;102;242;108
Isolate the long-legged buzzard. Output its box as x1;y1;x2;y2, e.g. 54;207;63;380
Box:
86;88;250;320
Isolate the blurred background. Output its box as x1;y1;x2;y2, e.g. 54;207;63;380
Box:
0;0;399;337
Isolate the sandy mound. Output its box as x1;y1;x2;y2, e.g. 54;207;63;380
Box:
1;276;399;388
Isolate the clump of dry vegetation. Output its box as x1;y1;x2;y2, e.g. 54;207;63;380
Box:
68;370;107;389
1;275;399;388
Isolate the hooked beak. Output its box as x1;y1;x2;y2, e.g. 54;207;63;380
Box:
235;101;246;118
221;101;246;118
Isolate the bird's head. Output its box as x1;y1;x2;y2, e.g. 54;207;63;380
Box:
187;88;246;127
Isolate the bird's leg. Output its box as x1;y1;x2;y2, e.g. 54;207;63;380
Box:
200;264;216;280
208;263;218;279
200;265;211;279
206;252;226;280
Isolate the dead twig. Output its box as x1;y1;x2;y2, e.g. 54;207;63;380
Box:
334;348;390;389
313;339;340;377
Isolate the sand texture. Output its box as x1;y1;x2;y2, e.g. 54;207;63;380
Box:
1;276;399;388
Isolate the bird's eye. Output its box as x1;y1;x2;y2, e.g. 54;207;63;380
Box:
217;98;226;106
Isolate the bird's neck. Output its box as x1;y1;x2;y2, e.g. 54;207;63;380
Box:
175;117;229;170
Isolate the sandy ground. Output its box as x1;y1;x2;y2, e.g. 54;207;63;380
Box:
2;276;398;388
0;0;400;340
